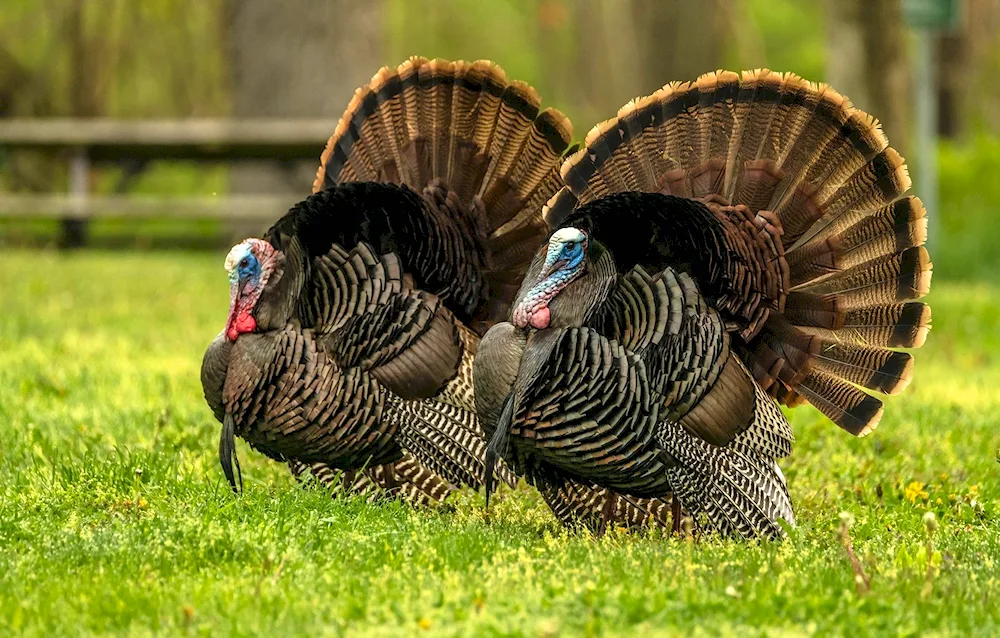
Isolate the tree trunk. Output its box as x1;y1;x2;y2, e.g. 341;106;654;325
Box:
825;0;911;154
226;0;383;233
939;0;1000;138
568;0;731;129
937;32;964;139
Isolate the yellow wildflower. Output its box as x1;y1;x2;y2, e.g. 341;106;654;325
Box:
904;481;929;504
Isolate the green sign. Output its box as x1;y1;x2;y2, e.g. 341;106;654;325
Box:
904;0;960;29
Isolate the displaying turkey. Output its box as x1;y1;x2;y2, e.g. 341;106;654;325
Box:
200;57;577;504
474;69;932;538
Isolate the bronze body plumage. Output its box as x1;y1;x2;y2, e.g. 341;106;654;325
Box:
475;70;931;537
200;57;573;503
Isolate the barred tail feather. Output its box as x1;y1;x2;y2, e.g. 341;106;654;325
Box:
314;57;573;312
541;68;931;435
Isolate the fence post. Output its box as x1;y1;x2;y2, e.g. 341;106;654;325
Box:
61;147;89;248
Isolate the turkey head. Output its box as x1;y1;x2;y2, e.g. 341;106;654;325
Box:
222;238;292;341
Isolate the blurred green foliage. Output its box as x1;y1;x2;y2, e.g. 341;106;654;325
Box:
0;0;228;117
938;136;1000;280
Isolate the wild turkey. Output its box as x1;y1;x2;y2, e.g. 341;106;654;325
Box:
474;69;931;538
199;57;577;504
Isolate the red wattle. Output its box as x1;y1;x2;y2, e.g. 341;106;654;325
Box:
529;306;550;329
226;310;257;341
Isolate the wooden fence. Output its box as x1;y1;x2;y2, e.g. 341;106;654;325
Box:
0;118;334;246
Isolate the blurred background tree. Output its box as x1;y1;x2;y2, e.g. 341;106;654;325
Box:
226;0;382;196
1;0;998;276
825;0;911;153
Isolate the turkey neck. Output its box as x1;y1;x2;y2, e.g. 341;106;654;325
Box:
543;244;618;329
474;323;527;443
251;250;298;332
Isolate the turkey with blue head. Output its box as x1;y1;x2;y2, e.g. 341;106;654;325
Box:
200;57;578;504
475;70;932;538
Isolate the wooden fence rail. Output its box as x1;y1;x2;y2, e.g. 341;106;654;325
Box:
0;118;334;246
0;194;290;221
0;118;334;161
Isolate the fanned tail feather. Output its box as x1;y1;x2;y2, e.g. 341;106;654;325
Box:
541;69;931;435
313;56;575;330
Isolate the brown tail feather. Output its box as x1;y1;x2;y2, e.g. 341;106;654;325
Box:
541;68;931;434
812;343;914;395
313;57;574;330
784;299;931;348
793;246;932;305
787;197;927;286
794;369;884;435
756;315;914;392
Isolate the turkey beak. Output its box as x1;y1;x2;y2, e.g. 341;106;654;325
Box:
539;258;568;282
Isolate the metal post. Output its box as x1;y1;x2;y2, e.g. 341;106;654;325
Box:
61;147;89;248
913;27;941;254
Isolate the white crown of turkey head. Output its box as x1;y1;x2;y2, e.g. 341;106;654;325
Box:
224;241;250;274
549;227;586;246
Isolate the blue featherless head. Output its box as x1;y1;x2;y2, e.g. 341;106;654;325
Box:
542;227;587;278
225;240;262;285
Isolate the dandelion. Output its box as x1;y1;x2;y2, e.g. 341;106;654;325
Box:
904;481;929;504
923;511;938;535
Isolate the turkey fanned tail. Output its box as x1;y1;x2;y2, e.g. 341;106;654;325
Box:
305;56;576;332
543;69;931;436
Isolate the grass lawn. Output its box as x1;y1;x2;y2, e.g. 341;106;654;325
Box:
0;249;997;636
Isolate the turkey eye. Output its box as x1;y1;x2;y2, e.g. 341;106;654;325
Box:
565;241;576;250
240;258;250;268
